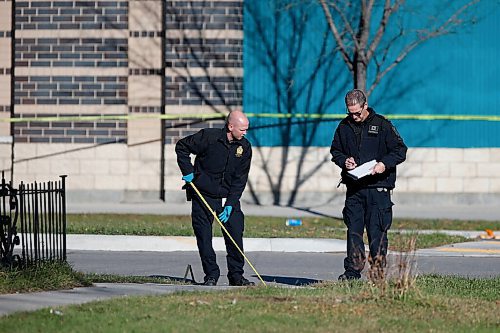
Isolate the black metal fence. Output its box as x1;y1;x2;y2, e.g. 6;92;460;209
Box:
0;173;67;268
0;173;20;267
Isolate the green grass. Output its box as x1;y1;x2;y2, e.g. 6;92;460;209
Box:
417;274;500;301
1;275;498;332
0;262;182;295
67;214;499;237
0;261;92;294
66;213;492;250
66;214;194;236
392;218;498;231
389;232;469;252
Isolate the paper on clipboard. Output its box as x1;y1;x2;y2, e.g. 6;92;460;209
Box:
347;160;377;180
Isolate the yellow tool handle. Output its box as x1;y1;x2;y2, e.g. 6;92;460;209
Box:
189;182;267;287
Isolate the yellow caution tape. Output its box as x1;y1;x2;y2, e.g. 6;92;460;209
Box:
189;182;267;287
5;114;224;123
2;113;500;123
384;114;500;121
247;113;500;121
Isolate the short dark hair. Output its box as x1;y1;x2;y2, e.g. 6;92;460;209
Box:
345;89;367;107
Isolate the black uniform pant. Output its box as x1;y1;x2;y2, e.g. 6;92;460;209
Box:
191;194;245;282
342;187;393;278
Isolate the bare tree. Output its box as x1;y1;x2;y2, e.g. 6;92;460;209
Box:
319;0;481;95
244;1;348;206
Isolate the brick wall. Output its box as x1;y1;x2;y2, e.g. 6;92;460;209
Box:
13;113;126;143
15;1;128;30
15;37;128;68
0;0;12;144
13;0;130;145
0;0;245;201
164;0;243;111
14;75;127;105
164;118;224;144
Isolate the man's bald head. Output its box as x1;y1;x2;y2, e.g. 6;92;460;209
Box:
226;110;249;141
227;110;248;126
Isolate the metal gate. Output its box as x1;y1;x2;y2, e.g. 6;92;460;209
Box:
0;173;67;267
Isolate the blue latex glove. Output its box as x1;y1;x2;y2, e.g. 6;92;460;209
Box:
182;173;194;183
218;206;233;223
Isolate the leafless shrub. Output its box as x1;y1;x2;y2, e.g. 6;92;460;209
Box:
366;235;418;299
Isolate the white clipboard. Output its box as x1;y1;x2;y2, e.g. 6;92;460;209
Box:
347;160;377;180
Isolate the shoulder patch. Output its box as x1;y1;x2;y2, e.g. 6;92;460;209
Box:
391;124;402;140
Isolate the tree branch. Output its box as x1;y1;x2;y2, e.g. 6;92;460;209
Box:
366;0;402;61
319;0;353;72
367;0;481;95
329;1;359;50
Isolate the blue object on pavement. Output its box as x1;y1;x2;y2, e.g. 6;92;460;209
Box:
218;206;233;223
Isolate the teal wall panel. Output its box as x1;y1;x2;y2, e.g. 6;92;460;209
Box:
244;0;500;148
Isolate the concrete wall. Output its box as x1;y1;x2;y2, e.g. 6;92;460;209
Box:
2;142;499;206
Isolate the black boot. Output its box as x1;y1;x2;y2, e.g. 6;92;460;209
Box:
229;276;255;286
338;271;361;281
202;277;218;286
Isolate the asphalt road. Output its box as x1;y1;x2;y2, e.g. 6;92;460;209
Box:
68;250;500;286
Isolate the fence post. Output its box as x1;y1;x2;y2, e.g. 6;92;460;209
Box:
60;175;67;261
33;181;39;263
0;171;20;267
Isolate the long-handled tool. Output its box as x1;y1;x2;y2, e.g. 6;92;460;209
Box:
189;182;267;287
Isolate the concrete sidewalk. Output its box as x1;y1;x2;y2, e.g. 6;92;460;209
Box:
0;283;232;317
66;234;348;253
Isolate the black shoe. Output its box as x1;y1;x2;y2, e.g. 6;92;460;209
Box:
202;277;218;286
229;277;255;286
338;272;361;281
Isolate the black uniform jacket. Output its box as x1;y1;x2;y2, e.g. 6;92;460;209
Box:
175;127;252;207
330;108;407;189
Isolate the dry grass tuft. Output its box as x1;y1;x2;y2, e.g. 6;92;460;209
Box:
366;235;418;299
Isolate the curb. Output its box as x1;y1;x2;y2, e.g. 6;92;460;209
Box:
66;234;500;256
67;235;347;253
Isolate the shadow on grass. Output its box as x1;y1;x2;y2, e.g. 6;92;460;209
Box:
290;207;343;221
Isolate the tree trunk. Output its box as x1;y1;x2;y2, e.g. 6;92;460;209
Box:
354;58;367;92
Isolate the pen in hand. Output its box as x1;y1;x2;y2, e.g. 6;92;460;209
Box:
345;157;357;170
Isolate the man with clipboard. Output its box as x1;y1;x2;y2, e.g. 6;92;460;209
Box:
330;89;407;281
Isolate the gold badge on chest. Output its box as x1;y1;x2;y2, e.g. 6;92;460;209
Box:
235;146;243;157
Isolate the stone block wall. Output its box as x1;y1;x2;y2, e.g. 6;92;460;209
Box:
228;147;500;206
399;148;500;195
0;0;13;147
